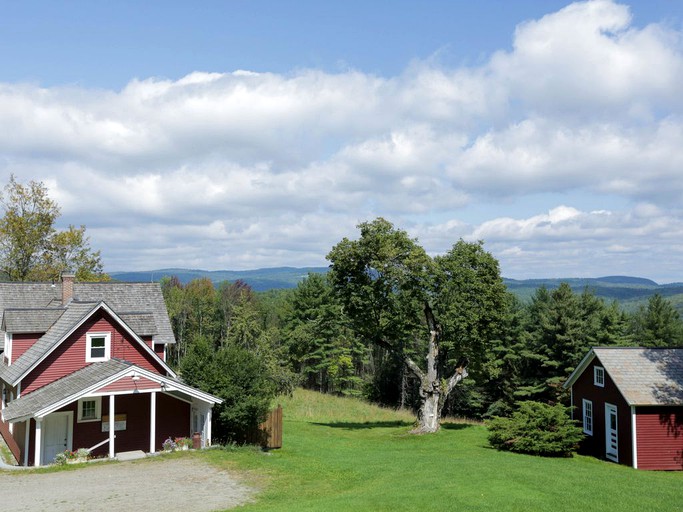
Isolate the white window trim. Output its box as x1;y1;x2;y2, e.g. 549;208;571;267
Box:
594;366;605;387
582;399;593;435
86;332;111;362
5;332;12;366
77;396;102;423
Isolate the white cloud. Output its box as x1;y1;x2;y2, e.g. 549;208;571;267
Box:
1;0;683;281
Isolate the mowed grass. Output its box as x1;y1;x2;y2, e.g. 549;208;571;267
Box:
203;389;683;511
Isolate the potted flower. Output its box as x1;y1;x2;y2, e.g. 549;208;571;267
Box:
175;437;192;450
162;437;177;452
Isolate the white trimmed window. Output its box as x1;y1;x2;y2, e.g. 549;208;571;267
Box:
594;366;605;387
86;332;111;362
77;397;102;422
582;399;593;435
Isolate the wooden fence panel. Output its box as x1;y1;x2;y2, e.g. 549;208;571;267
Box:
260;405;282;449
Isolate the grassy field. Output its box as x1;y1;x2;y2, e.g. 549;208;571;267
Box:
202;389;683;511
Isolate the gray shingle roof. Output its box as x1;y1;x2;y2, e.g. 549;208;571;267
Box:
73;283;174;345
0;282;175;350
118;312;158;336
592;347;683;406
3;308;65;333
2;359;133;422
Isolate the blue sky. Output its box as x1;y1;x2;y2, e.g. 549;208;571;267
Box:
1;1;683;282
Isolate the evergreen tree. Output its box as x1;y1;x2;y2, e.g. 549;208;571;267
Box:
282;273;367;395
630;293;683;347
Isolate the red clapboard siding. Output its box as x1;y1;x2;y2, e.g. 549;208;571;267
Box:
636;407;683;470
12;333;41;363
571;357;632;466
142;336;153;348
155;393;191;450
98;376;160;393
154;343;165;361
21;310;167;395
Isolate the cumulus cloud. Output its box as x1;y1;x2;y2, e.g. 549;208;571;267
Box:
1;0;682;281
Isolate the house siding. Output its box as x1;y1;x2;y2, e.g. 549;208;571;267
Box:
11;333;42;364
635;406;683;470
154;343;165;361
98;376;160;393
21;310;167;395
571;357;633;466
155;392;191;450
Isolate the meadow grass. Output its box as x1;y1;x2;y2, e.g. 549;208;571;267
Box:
203;389;683;511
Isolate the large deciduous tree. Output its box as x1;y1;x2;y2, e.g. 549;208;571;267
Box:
327;218;507;433
0;175;107;281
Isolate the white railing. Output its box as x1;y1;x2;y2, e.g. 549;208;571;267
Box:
87;435;115;453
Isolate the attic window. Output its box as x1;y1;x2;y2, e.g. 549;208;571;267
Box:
86;332;111;362
594;366;605;387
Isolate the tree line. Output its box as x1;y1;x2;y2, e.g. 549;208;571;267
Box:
162;218;683;439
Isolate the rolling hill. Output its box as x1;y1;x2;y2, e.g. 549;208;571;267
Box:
109;268;683;313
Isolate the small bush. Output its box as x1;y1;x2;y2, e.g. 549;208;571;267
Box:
487;401;584;457
53;448;91;465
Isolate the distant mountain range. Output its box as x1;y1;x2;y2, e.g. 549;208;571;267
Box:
109;268;683;313
109;267;329;292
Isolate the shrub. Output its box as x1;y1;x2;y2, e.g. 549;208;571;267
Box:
487;401;584;457
179;338;279;444
53;448;91;465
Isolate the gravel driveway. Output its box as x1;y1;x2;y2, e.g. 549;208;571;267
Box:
0;456;255;512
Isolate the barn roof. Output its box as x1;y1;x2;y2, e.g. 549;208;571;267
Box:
564;347;683;406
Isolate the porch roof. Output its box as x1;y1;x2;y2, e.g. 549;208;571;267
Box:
2;359;131;422
2;359;221;423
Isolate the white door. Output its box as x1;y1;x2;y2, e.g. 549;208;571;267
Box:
605;403;618;462
42;412;73;465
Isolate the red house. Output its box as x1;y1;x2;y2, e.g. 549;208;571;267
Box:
564;347;683;470
0;273;221;466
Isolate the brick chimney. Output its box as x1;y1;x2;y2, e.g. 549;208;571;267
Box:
61;271;75;305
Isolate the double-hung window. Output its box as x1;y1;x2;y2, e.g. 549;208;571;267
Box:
582;399;593;435
86;332;111;362
594;366;605;387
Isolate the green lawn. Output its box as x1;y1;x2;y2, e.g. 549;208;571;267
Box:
203;389;683;511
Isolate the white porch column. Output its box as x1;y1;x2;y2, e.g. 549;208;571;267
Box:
34;418;42;467
149;391;156;453
23;419;30;466
8;391;13;434
206;408;212;447
108;395;115;458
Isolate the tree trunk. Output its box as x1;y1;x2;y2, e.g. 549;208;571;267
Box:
415;386;441;433
402;303;468;434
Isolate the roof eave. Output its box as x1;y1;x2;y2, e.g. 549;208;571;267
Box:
563;349;596;389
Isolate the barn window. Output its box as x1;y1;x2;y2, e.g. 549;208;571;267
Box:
77;397;102;422
594;366;605;387
582;399;593;435
86;332;111;362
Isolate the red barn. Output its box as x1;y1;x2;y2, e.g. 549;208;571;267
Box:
0;273;221;466
564;347;683;470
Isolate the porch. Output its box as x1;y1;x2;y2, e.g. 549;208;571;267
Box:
0;360;220;466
